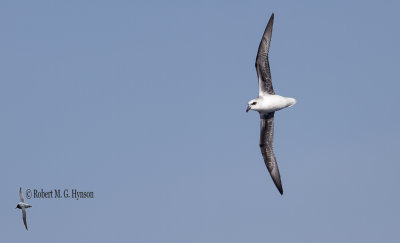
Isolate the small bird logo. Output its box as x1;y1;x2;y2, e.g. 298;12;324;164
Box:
16;187;32;230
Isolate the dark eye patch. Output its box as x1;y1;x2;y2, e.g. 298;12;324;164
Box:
251;102;257;105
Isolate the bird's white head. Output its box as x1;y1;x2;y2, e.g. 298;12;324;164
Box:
246;98;262;112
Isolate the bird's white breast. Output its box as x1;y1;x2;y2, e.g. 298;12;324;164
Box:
19;202;30;207
256;95;296;113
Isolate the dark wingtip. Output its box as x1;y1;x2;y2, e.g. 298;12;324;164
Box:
278;186;283;195
274;179;283;195
269;168;283;195
266;13;274;32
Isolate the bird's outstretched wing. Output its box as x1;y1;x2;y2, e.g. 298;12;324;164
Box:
256;13;275;96
22;208;28;230
19;187;24;202
259;112;283;194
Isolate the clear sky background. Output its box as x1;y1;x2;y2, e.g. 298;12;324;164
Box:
1;0;399;242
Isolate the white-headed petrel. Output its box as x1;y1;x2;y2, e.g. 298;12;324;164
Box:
16;187;32;230
246;13;296;194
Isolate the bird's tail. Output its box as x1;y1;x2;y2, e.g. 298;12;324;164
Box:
288;98;296;107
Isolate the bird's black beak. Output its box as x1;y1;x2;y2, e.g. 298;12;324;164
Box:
246;105;251;112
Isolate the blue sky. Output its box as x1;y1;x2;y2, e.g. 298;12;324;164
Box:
1;0;399;242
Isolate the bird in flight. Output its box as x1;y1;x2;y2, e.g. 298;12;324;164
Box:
246;13;296;194
16;187;32;230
